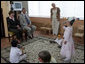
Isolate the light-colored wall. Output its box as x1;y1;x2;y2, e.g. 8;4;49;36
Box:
30;17;84;35
1;1;10;37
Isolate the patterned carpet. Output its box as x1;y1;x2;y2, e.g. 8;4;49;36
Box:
1;36;84;63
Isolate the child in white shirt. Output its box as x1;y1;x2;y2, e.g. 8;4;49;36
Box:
60;18;75;63
9;39;27;63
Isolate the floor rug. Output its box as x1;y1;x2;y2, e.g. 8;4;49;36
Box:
1;36;84;63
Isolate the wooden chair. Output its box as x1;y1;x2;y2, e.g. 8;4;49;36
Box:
74;25;84;38
22;29;28;42
40;27;52;35
73;25;84;44
8;31;15;42
8;30;28;42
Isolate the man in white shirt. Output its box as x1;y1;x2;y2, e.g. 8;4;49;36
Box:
10;40;27;63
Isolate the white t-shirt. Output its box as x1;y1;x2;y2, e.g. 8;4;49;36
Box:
10;47;22;63
50;57;57;63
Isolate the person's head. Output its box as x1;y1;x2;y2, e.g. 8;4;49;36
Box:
65;21;70;26
64;17;75;27
8;10;14;18
51;3;56;8
63;21;67;27
66;17;75;26
11;39;18;47
22;8;26;14
38;50;51;63
65;20;75;27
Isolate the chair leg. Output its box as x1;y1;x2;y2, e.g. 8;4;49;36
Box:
25;32;28;42
8;34;10;42
12;35;14;40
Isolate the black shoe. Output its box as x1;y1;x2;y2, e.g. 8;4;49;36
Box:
29;36;33;39
58;46;61;48
50;40;56;43
50;41;53;43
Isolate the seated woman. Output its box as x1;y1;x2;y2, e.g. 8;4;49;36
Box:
7;11;23;42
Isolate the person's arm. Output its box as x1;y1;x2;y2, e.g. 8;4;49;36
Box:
57;7;60;21
27;14;32;25
18;47;25;56
17;48;23;56
15;19;21;26
61;39;64;46
64;28;71;44
14;18;22;29
63;26;67;30
50;8;53;21
21;47;26;54
6;17;10;29
19;14;27;26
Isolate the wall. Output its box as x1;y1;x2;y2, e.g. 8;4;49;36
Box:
30;17;84;35
1;1;10;37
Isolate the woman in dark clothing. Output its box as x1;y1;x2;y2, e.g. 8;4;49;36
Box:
7;11;23;42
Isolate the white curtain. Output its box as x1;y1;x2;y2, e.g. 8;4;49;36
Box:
28;1;84;20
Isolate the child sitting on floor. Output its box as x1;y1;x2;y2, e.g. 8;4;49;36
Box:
38;50;57;63
50;35;63;48
9;39;27;63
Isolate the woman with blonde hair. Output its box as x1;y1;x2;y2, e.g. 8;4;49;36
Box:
50;3;60;36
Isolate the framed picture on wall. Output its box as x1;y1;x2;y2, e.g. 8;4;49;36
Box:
13;2;22;11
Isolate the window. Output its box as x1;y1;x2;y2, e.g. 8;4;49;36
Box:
28;1;84;20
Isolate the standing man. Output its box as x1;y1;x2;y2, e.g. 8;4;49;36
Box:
19;8;36;39
50;3;60;36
